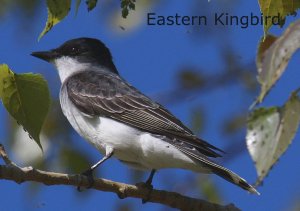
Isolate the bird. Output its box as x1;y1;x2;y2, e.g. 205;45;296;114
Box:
31;37;259;195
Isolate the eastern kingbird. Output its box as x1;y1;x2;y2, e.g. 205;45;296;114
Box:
31;38;258;194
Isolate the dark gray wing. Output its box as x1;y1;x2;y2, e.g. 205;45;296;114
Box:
65;71;223;157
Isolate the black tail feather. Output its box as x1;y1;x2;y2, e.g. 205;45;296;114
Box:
211;165;259;194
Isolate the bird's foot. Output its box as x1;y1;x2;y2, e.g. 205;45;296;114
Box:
135;181;153;204
77;168;94;192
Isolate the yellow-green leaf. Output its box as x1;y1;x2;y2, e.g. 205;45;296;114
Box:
0;64;51;150
259;0;300;35
0;64;12;98
39;0;71;41
255;20;300;104
86;0;97;11
247;92;300;185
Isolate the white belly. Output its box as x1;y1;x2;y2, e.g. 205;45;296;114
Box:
60;89;206;172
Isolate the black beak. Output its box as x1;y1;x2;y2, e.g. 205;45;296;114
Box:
31;50;59;62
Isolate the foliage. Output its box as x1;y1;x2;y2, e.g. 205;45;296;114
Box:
0;64;50;150
255;20;300;104
1;0;300;208
258;0;300;35
38;0;137;40
247;92;300;185
86;0;98;11
37;0;300;39
121;0;136;18
248;17;300;182
39;0;71;40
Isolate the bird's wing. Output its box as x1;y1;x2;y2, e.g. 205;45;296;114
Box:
65;71;223;157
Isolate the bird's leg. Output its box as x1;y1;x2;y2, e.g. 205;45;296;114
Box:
141;169;156;204
145;169;156;188
77;146;114;191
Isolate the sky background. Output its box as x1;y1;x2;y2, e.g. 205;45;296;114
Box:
1;1;300;211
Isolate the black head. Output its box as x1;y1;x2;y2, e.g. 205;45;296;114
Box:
31;37;118;74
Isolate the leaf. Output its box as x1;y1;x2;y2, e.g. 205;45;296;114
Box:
38;0;71;41
85;0;97;11
120;0;136;18
129;2;135;10
256;20;300;104
0;64;51;150
258;0;300;35
122;7;129;18
0;64;12;99
247;92;300;185
256;34;277;70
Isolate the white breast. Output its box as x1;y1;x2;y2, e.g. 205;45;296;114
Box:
59;87;208;172
54;56;91;83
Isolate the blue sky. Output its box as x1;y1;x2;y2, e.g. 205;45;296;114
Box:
1;1;300;211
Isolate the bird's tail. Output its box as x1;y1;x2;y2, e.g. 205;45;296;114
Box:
169;140;259;194
209;162;259;195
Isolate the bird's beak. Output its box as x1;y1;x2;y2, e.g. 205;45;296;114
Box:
31;50;59;62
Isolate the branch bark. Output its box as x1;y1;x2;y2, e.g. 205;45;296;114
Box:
0;144;240;211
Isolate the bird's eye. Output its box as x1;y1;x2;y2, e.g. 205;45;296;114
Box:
68;47;81;55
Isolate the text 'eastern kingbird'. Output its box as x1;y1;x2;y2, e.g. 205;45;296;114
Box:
31;38;259;194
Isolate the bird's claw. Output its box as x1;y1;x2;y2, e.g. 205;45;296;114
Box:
117;192;126;199
142;184;153;204
77;169;95;192
135;182;153;204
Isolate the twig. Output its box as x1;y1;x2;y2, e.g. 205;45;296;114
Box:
0;144;240;211
0;144;14;165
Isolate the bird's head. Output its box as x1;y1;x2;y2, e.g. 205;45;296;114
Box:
31;38;118;81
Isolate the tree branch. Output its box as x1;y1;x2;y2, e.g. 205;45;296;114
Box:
0;144;240;211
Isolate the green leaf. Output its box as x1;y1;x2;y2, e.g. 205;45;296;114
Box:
0;64;12;99
38;0;71;41
122;7;129;18
255;20;300;104
258;0;300;35
129;2;135;10
247;92;300;185
85;0;97;11
0;64;51;150
121;1;127;8
120;0;136;18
